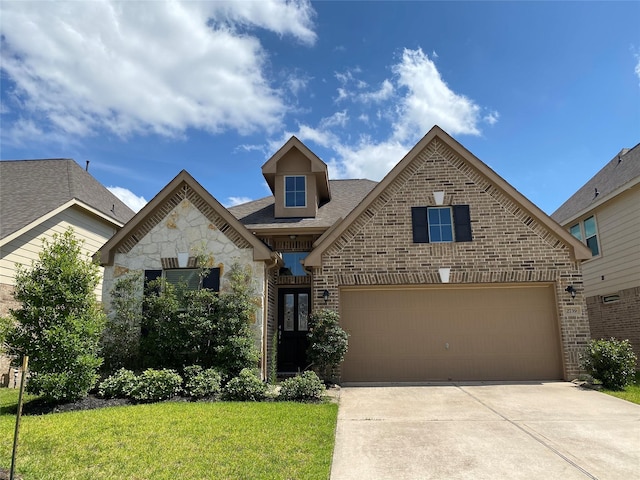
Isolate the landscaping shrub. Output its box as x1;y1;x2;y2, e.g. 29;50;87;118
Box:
6;228;105;402
183;365;222;399
130;368;182;402
98;368;138;399
102;272;143;372
279;371;325;402
582;338;638;390
223;368;267;401
307;309;349;382
136;264;259;379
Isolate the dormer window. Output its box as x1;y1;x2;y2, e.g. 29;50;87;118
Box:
285;175;306;208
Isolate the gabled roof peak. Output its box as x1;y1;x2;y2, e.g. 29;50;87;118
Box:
261;136;331;203
96;169;273;265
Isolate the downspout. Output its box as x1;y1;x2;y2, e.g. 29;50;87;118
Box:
262;252;282;380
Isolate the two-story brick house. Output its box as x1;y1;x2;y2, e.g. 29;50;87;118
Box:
98;126;591;382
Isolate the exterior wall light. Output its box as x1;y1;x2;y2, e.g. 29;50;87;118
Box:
322;289;330;303
565;285;577;298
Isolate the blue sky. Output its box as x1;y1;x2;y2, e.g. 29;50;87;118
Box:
1;0;639;214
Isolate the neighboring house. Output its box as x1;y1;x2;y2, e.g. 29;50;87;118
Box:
1;158;136;310
98;126;592;383
0;158;135;385
552;143;640;361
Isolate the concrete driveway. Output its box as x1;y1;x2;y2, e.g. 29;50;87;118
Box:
330;382;640;480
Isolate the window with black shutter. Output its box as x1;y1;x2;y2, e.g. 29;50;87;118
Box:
411;205;472;243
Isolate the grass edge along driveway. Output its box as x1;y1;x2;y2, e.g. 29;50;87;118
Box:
0;395;338;480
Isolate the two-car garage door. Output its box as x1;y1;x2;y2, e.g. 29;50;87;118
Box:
340;284;563;383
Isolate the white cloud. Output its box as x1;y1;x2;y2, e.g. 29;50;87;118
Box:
317;48;494;182
0;0;316;142
226;196;253;207
484;110;500;125
334;137;409;180
391;48;483;141
107;187;147;212
635;53;640;86
241;46;494;186
359;80;394;104
320;111;349;129
234;144;267;154
285;74;311;97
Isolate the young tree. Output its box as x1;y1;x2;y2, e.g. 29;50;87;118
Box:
102;272;143;372
6;229;106;401
307;309;349;383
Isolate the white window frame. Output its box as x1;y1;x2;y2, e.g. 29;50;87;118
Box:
569;215;600;257
284;175;307;208
427;206;455;243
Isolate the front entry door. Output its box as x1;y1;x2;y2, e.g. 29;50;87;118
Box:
277;288;311;373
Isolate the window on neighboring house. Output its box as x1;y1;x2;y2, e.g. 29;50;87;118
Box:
411;205;472;243
569;216;600;257
285;175;306;208
584;216;599;256
569;224;582;241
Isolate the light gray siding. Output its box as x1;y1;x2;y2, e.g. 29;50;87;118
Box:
579;186;640;297
0;205;117;300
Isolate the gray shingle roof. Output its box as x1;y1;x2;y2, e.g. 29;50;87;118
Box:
551;143;640;225
229;179;378;231
1;158;135;240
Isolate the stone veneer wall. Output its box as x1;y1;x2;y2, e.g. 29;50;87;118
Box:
313;138;590;379
586;286;640;364
102;198;267;354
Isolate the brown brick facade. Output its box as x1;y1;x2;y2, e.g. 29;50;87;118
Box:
586;287;640;364
312;138;591;379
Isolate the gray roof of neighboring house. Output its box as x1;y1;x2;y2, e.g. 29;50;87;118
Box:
229;179;378;231
1;158;135;240
551;143;640;225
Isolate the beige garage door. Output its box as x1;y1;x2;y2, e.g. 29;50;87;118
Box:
340;284;563;382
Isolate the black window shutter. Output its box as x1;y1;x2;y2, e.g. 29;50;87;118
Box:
144;269;162;295
411;207;429;243
453;205;472;242
202;268;221;292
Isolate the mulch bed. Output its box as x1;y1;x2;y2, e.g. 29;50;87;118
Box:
17;394;133;416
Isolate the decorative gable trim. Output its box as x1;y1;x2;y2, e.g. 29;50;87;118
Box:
161;256;198;269
97;170;273;265
116;182;252;254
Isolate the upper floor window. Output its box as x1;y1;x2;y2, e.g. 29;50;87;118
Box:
569;216;599;257
285;176;306;208
428;207;454;242
411;205;472;243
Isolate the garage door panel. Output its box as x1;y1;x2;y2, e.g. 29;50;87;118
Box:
340;285;562;382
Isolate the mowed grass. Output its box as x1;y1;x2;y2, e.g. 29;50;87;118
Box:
0;389;338;480
603;372;640;405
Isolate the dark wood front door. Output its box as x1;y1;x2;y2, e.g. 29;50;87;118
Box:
277;288;311;373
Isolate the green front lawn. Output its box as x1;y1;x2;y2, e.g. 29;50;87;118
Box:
0;390;338;480
602;372;640;405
